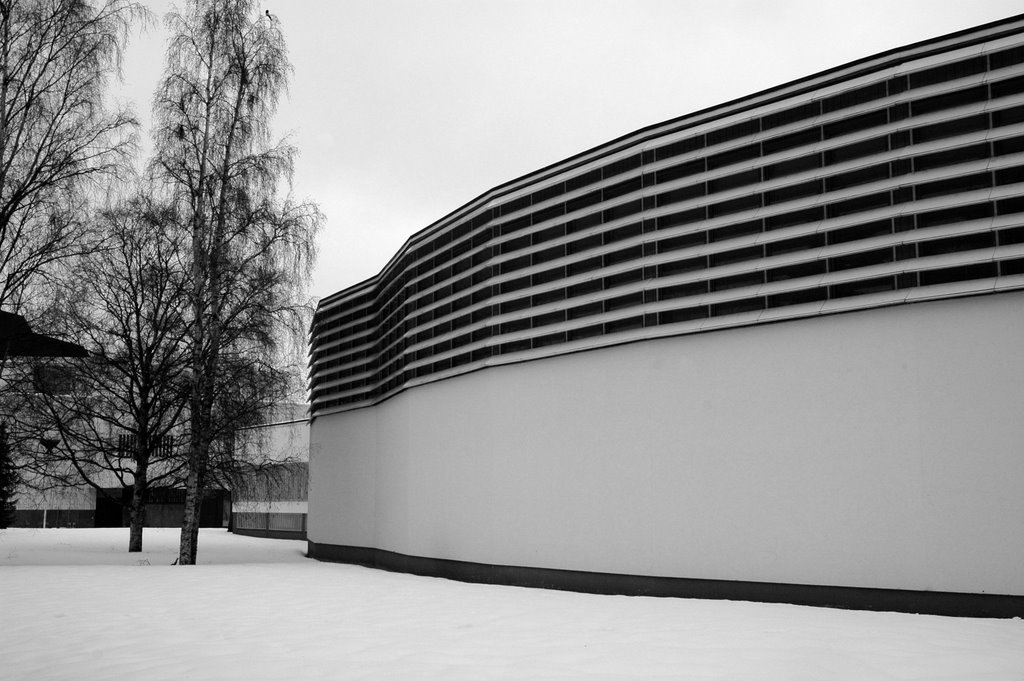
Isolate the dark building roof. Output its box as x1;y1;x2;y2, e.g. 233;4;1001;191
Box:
0;311;88;358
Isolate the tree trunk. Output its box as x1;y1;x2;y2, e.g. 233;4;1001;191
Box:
127;489;146;552
176;16;217;568
127;460;148;552
177;465;203;564
178;392;211;565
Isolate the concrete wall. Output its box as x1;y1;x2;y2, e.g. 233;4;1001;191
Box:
231;414;310;539
233;415;309;505
12;486;96;528
15;485;95;512
309;292;1024;597
237;415;309;468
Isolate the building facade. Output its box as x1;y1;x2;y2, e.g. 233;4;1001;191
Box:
14;483;229;529
230;405;310;540
308;16;1024;616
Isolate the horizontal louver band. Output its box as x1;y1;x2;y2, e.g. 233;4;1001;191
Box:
310;18;1024;416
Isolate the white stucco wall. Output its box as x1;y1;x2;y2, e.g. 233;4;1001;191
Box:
15;485;95;511
238;414;310;465
309;292;1024;596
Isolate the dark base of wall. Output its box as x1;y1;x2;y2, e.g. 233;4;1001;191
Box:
13;509;95;528
233;527;307;541
307;542;1024;618
12;510;44;527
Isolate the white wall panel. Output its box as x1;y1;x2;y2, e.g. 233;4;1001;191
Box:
310;292;1024;596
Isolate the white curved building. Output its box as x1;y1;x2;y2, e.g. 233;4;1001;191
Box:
308;15;1024;616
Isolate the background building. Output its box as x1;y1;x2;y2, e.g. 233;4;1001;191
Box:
13;478;229;530
230;404;310;540
308;15;1024;616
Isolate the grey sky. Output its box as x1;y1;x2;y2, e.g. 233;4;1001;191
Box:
115;1;1022;299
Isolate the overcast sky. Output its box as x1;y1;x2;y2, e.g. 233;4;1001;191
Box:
115;1;1022;299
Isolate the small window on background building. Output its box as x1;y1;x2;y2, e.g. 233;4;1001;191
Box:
32;365;74;395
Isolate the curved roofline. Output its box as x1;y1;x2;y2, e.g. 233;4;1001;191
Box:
320;12;1024;307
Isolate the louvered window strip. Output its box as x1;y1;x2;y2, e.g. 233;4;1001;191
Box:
310;23;1024;414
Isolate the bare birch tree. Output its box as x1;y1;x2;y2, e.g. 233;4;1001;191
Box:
0;0;145;311
13;194;191;551
152;0;320;565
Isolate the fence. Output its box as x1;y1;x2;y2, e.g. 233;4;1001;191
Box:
233;511;307;533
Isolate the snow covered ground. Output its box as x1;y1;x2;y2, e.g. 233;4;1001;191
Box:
1;528;1022;680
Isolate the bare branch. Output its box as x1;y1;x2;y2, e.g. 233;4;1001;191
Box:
0;0;149;310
